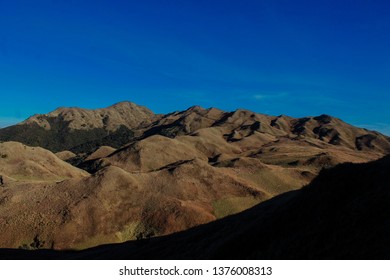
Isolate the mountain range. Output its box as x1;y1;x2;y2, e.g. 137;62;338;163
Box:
0;101;389;258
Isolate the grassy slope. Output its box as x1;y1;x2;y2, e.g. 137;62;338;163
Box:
1;155;388;259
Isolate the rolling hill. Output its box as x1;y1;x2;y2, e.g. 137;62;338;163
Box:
1;155;389;259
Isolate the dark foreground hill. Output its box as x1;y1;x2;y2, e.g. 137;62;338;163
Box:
1;155;389;260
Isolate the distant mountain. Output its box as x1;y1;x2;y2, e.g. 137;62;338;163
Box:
1;102;389;156
2;155;388;259
22;101;154;132
0;102;155;153
139;106;390;154
74;104;389;178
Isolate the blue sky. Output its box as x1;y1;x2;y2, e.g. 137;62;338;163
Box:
0;0;389;135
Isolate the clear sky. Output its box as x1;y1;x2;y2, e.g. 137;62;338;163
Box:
0;0;389;135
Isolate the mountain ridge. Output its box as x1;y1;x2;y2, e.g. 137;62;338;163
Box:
1;101;389;155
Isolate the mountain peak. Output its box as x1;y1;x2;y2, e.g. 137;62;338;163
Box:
20;101;154;132
108;101;142;109
184;105;206;113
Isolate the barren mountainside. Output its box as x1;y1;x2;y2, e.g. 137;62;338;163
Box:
0;101;389;252
0;102;389;155
22;102;155;131
1;155;389;259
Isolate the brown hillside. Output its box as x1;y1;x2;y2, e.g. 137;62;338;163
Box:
0;159;271;250
0;142;88;183
85;146;116;161
55;151;77;161
137;106;390;157
3;155;390;259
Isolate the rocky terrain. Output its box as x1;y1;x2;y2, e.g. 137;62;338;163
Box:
0;101;389;252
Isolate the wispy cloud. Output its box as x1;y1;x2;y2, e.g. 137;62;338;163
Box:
252;92;289;100
253;94;267;100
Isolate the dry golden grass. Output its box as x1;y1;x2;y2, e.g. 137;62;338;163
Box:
0;142;88;182
85;146;116;161
55;151;77;161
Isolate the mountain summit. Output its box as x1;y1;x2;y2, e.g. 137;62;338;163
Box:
0;102;155;153
22;101;154;131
